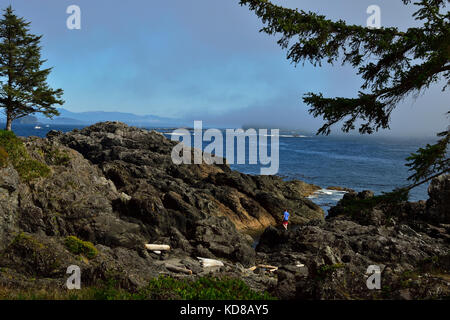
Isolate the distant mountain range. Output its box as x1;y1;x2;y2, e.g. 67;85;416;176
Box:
0;108;187;128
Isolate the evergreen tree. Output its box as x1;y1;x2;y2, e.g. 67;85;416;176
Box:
0;6;63;131
240;0;449;189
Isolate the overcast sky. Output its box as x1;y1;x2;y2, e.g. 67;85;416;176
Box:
4;0;449;136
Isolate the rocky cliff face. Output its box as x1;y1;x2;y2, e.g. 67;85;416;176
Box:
427;175;450;224
0;122;448;299
0;122;322;291
51;122;323;235
257;177;450;299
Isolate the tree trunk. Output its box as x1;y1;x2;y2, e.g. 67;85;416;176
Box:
5;114;12;131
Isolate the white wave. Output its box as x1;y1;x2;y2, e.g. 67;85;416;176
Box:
316;189;334;195
287;135;308;138
263;134;309;138
164;133;186;136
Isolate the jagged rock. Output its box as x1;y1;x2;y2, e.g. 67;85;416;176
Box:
53;122;323;236
258;213;450;299
359;190;374;199
256;226;290;252
0;122;324;292
427;174;450;224
327;186;355;192
0;166;20;249
191;216;256;267
0;122;448;299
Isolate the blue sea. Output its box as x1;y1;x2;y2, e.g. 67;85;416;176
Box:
10;123;436;211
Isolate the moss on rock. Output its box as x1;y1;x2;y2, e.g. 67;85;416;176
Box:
0;130;50;181
64;236;98;259
0;146;8;168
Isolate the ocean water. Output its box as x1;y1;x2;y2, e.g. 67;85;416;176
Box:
226;134;434;211
9;124;436;211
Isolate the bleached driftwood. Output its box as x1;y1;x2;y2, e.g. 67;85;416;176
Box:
246;264;278;273
197;257;224;268
257;264;278;272
257;264;277;269
296;264;305;267
165;263;193;275
145;244;171;251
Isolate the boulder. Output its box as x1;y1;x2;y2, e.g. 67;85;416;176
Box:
0;166;20;249
426;174;450;224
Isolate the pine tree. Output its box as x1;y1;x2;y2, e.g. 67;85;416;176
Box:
0;6;63;131
240;0;449;190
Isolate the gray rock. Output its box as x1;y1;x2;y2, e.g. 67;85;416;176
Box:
427;174;450;224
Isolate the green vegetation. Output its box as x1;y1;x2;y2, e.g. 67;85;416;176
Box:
316;263;345;280
34;143;71;166
0;130;50;181
0;130;26;159
418;254;450;274
399;270;419;288
0;145;7;167
0;6;64;131
0;276;276;300
15;159;51;182
139;276;276;300
64;236;98;260
12;232;44;250
46;148;70;166
7;232;63;275
406;129;450;186
381;285;392;299
336;189;409;217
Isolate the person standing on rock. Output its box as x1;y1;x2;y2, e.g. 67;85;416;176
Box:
282;209;290;230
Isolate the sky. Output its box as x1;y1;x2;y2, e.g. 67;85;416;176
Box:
3;0;449;136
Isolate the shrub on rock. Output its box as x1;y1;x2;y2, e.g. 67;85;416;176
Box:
0;130;50;181
64;236;98;259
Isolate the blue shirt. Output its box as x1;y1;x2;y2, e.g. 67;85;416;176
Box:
283;211;290;221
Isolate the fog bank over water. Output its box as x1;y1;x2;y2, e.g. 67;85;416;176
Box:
186;81;448;138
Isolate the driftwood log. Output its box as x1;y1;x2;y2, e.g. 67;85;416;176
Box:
197;257;224;268
145;244;171;251
257;264;278;271
246;264;278;272
165;263;193;275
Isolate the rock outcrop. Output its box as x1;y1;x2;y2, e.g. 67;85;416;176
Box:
256;217;449;299
256;175;450;299
0;122;448;299
427;174;450;224
50;122;323;236
0;122;323;291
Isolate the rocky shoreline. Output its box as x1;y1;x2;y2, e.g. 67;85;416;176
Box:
0;122;448;299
